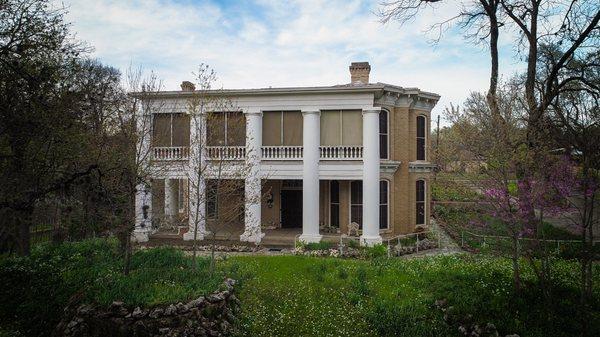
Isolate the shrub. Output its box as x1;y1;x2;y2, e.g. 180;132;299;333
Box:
364;244;387;259
0;239;222;337
304;241;334;251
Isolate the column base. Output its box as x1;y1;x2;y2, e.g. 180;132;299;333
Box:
183;230;205;241
299;234;322;244
360;235;382;247
240;230;265;244
131;230;151;243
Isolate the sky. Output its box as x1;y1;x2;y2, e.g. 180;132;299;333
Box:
55;0;524;125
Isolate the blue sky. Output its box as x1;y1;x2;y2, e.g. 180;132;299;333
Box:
57;0;523;124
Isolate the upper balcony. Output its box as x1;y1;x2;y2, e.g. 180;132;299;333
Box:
151;145;363;161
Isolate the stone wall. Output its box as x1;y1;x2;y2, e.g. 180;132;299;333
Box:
54;279;239;337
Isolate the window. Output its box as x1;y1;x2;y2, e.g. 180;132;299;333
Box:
152;113;190;147
380;180;389;229
262;111;303;146
206;180;218;219
177;179;187;213
330;181;340;228
320;110;362;146
380;110;388;159
417;115;426;161
350;180;363;228
207;112;245;146
416;180;426;225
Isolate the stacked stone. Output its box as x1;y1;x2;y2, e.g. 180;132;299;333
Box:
55;279;239;337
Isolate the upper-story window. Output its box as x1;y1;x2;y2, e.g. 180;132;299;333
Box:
320;110;362;146
262;111;303;146
152;113;190;147
416;115;426;161
380;110;388;159
207;112;245;146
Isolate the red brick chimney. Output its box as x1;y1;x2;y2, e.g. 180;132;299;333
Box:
180;81;195;91
349;62;370;85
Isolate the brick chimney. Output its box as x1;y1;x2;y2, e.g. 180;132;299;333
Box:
349;62;370;85
180;81;195;91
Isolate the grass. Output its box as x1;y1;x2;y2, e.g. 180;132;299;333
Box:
0;239;223;337
226;255;600;337
432;180;480;202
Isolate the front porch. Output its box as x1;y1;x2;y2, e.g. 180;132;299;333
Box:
142;177;391;247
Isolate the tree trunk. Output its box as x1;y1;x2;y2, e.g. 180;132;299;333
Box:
512;236;521;291
18;211;31;256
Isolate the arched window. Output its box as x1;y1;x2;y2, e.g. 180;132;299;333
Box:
416;180;426;225
416;115;426;161
379;110;388;159
379;180;389;229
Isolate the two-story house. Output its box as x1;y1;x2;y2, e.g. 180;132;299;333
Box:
133;62;439;246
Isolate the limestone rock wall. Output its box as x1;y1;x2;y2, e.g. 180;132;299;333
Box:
53;279;239;337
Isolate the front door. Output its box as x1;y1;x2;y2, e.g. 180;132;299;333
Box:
281;190;302;228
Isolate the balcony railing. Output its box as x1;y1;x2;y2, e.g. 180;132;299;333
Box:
320;145;363;160
262;146;303;160
206;146;246;160
152;145;364;161
152;146;190;161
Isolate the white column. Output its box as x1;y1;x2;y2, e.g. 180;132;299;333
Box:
240;111;264;243
360;108;382;246
133;112;153;242
299;110;322;243
184;112;206;240
133;182;152;242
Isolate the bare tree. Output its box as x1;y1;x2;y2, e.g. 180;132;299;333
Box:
184;64;259;273
117;66;165;275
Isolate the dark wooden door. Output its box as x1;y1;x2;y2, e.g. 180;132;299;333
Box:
281;190;302;228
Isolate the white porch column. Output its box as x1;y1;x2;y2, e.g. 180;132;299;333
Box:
360;108;382;246
133;112;153;242
184;112;206;240
133;182;152;242
299;110;322;243
240;111;264;243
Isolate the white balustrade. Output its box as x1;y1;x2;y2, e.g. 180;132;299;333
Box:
206;146;246;160
153;145;364;161
262;146;304;160
152;147;190;161
320;145;363;160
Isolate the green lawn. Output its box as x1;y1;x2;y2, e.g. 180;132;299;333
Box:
1;240;598;337
225;255;599;337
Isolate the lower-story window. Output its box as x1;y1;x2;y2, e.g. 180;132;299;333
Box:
350;181;363;228
416;180;426;225
350;180;390;229
206;180;218;219
330;180;340;228
380;180;389;229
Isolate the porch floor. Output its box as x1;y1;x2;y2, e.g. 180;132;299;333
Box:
146;227;355;248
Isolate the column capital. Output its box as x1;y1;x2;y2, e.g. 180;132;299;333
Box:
362;107;381;115
243;108;263;116
302;109;321;116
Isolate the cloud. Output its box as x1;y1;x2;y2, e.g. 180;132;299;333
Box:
57;0;524;125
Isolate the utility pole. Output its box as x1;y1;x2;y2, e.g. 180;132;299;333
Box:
434;114;440;183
